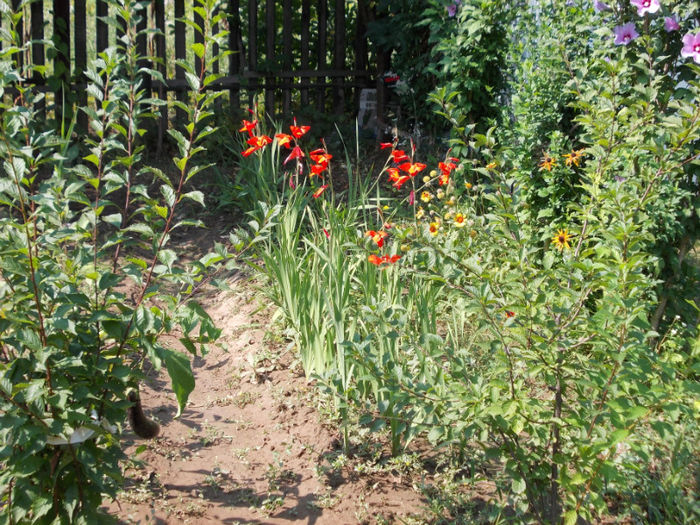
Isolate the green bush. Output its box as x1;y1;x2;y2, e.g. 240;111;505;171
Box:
0;0;232;521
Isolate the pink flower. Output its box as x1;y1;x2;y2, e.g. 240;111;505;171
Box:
594;1;610;12
630;0;660;16
408;190;415;206
681;32;700;64
613;23;639;45
664;16;679;32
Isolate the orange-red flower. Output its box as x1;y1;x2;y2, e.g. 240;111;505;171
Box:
368;254;401;266
239;119;257;136
309;148;333;164
391;149;409;163
284;145;305;165
365;230;388;248
310;163;327;177
392;175;411;189
290;123;310;139
380;142;394;149
438;172;450;186
398;162;427;176
241;134;272;156
505;310;515;318
275;133;293;149
387;167;401;182
312;185;328;198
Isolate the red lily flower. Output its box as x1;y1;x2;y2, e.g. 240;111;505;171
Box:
312;185;328;198
365;230;388;248
380;142;394;149
241;135;272;156
290;123;311;139
275;133;294;149
439;172;450;186
284;145;305;165
368;254;401;266
309;148;333;164
398;162;426;176
239;119;257;136
387;167;401;181
392;175;411;189
391;149;409;163
310;163;328;177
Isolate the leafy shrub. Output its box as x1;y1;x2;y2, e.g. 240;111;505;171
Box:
0;0;233;521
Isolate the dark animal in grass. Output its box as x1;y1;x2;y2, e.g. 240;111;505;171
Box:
127;389;161;439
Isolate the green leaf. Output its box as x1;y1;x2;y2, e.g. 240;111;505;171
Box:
158;347;195;417
563;510;578;525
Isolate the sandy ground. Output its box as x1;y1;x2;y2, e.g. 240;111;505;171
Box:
103;224;430;525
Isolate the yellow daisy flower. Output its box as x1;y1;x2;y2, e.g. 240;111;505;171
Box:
552;229;572;251
454;213;466;227
420;191;433;203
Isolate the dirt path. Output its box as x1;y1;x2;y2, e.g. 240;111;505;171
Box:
105;269;428;524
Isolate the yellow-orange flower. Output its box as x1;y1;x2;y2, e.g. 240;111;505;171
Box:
563;149;584;167
539;154;556;172
454;213;466;227
420;191;433;203
429;222;440;236
552;229;572;251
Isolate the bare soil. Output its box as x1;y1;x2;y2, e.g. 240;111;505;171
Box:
103;223;440;525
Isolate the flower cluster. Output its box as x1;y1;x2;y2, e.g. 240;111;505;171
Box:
604;1;700;64
239;115;332;197
539;149;585;171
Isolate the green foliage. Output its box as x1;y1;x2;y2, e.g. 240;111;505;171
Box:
238;2;700;524
0;0;234;521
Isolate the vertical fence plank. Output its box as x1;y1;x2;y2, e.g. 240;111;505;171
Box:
174;0;186;119
212;11;219;75
248;0;257;108
75;0;87;130
300;0;310;108
11;0;23;72
333;0;344;114
31;0;45;116
136;1;148;88
316;0;326;113
96;0;108;53
265;0;275;116
355;0;368;112
154;0;167;154
53;0;70;125
282;0;291;116
228;0;240;110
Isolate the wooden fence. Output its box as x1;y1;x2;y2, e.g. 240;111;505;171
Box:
5;0;378;138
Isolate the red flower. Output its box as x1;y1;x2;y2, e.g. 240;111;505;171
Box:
386;167;401;182
239;119;257;136
312;185;328;198
380;142;395;149
408;190;415;205
309;148;333;164
505;310;515;318
275;133;293;149
368;254;401;266
398;162;426;176
284;145;305;165
323;228;330;239
391;149;409;163
366;230;388;248
310;163;327;177
438;172;450;186
241;134;272;156
290;123;311;139
392;175;411;189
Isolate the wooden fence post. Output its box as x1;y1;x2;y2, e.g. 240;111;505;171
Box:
75;0;87;131
228;0;240;111
316;0;327;114
300;0;310;108
282;0;292;117
31;0;45;117
333;0;344;114
265;0;275;117
53;0;70;127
